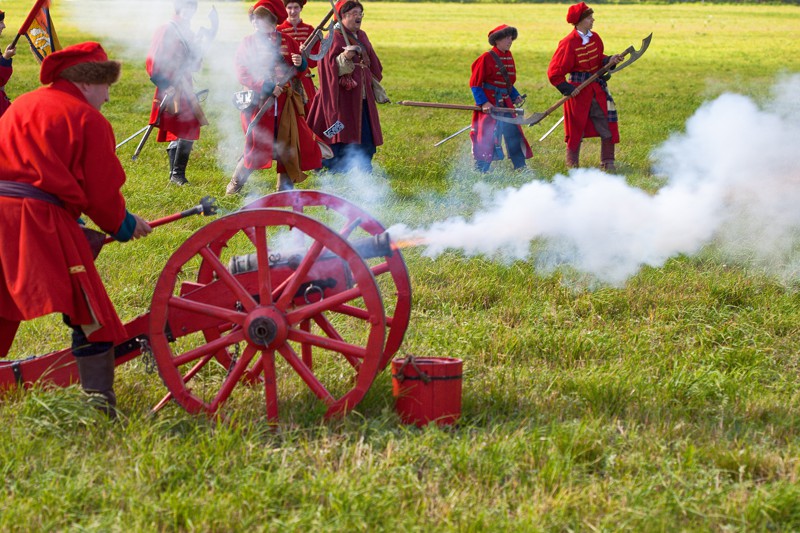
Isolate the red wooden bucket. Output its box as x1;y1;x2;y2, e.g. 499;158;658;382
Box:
391;356;463;427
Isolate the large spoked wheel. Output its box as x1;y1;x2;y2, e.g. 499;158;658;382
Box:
237;191;411;370
149;209;386;421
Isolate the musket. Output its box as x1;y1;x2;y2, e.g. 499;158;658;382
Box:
397;100;524;116
433;125;472;147
101;196;218;245
494;33;653;127
116;126;149;151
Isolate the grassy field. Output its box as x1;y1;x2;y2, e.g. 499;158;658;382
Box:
3;1;800;530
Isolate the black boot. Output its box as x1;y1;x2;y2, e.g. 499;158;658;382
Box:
166;144;177;177
226;158;253;195
170;139;194;186
75;349;117;418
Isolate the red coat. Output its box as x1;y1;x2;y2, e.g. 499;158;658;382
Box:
146;17;205;142
277;19;320;111
547;30;619;150
0;57;12;118
469;47;532;163
307;28;383;147
236;32;322;175
0;80;130;343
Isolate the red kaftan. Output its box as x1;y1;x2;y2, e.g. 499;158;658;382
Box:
469;47;532;163
0;79;130;344
146;16;205;142
236;31;322;177
0;57;12;117
277;19;320;112
547;30;619;151
307;28;383;147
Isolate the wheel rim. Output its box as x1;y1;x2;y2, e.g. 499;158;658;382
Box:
149;209;386;421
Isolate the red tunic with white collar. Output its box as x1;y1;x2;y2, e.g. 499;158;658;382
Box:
547;30;619;150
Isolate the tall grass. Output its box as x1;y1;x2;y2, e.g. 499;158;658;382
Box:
2;2;800;530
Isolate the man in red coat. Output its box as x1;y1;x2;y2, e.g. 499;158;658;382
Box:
307;0;384;174
0;9;17;118
470;25;532;173
226;0;323;194
146;0;208;186
0;42;152;415
547;2;623;171
277;0;321;114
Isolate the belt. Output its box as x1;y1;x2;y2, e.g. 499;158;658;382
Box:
0;181;64;208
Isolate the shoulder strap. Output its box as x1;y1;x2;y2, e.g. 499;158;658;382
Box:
488;51;511;88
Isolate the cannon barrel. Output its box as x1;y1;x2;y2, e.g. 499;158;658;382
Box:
229;232;393;275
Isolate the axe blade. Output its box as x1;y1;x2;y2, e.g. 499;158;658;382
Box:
492;111;546;126
613;33;652;74
308;30;335;61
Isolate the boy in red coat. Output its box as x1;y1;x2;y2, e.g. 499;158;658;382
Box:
146;0;208;185
547;2;623;171
0;42;152;415
470;24;532;173
226;0;323;194
277;0;321;114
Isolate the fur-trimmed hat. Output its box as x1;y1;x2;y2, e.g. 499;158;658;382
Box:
0;9;5;22
488;25;517;47
566;2;593;25
282;0;306;7
40;41;121;85
334;0;362;22
251;0;288;24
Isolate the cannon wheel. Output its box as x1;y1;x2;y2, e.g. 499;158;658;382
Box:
149;209;386;421
236;191;411;370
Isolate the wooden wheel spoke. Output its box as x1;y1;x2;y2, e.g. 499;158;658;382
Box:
285;286;365;325
168;295;247;325
275;239;325;309
172;329;245;367
210;343;258;410
370;261;390;277
253;225;274;305
312;314;360;369
198;246;258;311
287;328;367;361
277;343;334;403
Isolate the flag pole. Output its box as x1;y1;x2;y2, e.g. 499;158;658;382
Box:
10;0;49;48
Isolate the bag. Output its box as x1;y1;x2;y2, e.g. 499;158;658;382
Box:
371;78;390;104
232;90;256;111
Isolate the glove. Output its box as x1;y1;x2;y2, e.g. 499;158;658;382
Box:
556;82;574;97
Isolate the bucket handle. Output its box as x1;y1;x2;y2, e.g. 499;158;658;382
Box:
393;354;431;384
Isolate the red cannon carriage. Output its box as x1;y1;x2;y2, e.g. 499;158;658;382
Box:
0;191;412;421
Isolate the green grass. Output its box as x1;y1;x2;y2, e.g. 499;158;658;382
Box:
3;1;800;530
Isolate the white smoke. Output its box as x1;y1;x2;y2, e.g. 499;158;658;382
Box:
390;74;800;286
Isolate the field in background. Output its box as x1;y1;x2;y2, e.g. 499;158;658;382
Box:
2;1;800;530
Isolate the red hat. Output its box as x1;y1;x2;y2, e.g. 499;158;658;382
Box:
40;41;121;85
251;0;288;24
566;2;593;25
334;0;362;21
487;25;517;46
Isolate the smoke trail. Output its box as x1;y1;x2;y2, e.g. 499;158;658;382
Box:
390;74;800;286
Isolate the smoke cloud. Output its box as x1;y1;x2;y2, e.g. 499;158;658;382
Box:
390;74;800;286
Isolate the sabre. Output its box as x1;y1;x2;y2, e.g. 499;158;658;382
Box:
101;196;218;245
131;88;175;161
116;126;149;151
433;125;471;147
494;33;653;127
538;116;564;142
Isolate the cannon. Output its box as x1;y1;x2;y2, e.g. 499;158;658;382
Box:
0;191;412;421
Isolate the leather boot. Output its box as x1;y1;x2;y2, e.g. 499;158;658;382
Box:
169;139;193;186
277;173;295;191
600;138;616;172
75;349;117;418
226;158;253;195
566;143;581;168
166;145;177;178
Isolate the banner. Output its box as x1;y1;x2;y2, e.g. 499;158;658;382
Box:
24;4;61;62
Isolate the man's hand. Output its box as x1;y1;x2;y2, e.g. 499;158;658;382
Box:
609;54;625;66
481;102;493;114
343;44;360;60
291;53;302;67
130;214;153;239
